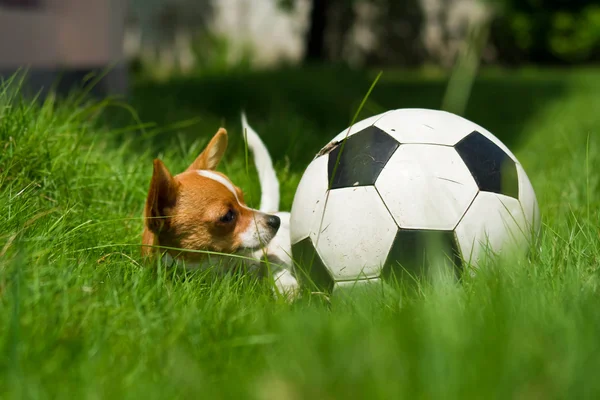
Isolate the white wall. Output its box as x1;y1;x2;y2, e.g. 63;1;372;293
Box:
211;0;310;66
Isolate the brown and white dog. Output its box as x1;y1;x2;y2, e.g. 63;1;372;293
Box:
141;114;299;297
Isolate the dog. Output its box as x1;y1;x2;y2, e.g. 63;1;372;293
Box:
141;113;299;298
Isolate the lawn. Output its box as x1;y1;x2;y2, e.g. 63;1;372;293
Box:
0;66;599;399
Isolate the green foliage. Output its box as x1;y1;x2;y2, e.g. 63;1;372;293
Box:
276;0;296;12
491;1;600;63
549;5;600;62
189;33;254;75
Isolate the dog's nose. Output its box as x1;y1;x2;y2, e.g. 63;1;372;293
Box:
266;215;281;231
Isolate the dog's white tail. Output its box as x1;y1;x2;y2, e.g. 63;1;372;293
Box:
241;112;280;212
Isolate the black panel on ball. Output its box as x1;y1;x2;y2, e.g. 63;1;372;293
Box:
292;238;334;293
327;126;400;190
455;131;519;199
382;229;462;282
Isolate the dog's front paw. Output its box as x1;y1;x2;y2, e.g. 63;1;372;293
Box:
273;269;300;302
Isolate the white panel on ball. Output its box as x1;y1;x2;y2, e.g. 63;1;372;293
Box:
517;163;541;237
289;155;329;244
374;109;476;146
375;144;478;230
328;111;391;144
455;192;529;268
312;186;398;280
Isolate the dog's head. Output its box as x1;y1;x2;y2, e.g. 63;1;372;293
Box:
142;128;280;264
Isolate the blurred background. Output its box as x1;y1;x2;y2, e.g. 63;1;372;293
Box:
1;0;598;94
0;0;598;191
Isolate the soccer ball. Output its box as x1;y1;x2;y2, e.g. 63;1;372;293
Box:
289;108;540;292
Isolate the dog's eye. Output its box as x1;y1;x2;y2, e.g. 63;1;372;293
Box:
219;209;236;223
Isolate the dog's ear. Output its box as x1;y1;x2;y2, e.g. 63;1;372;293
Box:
187;128;228;171
145;159;178;233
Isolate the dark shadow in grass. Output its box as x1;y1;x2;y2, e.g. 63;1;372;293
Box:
122;65;568;174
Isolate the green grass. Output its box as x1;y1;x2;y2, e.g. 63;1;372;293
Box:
1;66;599;399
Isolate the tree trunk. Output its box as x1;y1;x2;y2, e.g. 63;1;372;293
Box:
304;0;329;62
